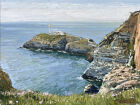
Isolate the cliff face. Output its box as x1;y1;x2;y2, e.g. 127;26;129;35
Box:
99;66;140;94
0;67;13;91
134;13;140;69
99;11;140;69
99;11;140;94
99;11;139;48
83;11;140;94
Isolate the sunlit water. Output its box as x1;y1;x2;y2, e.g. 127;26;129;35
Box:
0;21;121;95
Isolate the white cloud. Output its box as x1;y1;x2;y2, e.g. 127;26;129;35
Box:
1;2;140;22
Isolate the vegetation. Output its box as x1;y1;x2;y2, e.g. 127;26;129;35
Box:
0;88;140;105
128;37;136;68
0;68;14;92
33;33;66;42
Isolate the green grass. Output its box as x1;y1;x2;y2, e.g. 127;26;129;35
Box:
0;88;140;105
34;33;66;42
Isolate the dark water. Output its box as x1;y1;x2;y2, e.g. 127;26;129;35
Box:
0;21;121;95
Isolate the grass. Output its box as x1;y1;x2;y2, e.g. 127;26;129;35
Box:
0;68;14;92
33;33;66;42
0;88;140;105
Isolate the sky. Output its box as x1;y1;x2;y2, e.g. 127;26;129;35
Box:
1;0;140;22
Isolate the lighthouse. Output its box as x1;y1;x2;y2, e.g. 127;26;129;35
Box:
48;24;52;34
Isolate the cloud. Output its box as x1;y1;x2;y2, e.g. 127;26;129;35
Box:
1;2;140;22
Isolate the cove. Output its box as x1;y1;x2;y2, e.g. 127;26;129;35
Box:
0;22;121;95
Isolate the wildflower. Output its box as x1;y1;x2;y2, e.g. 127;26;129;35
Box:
39;100;43;104
43;92;49;96
7;92;11;95
27;89;34;93
20;91;26;96
91;94;95;97
16;101;18;103
9;100;13;104
112;94;117;97
130;97;134;99
101;95;104;98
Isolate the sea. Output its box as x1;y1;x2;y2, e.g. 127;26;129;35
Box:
0;21;121;95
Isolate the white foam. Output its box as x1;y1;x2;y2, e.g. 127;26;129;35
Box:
76;76;83;80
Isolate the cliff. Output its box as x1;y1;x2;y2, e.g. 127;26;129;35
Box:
0;67;14;91
99;11;140;69
134;12;140;69
83;11;140;94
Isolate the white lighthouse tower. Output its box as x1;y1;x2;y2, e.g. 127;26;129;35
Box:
48;24;52;34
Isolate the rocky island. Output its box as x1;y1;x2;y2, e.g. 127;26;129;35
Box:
23;31;96;62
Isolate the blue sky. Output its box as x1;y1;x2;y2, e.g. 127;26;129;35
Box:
1;0;140;22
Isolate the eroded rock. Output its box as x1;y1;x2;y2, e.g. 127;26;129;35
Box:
99;66;140;94
82;11;140;93
84;84;99;94
134;12;140;69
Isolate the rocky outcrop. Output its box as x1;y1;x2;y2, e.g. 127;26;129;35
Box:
82;11;140;93
134;13;140;69
99;66;140;94
0;67;14;91
84;84;98;94
23;32;96;57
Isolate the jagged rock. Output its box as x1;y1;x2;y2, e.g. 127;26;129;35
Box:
99;66;140;94
85;52;94;63
23;32;97;57
82;11;140;93
82;46;129;87
0;67;14;91
65;39;94;55
84;84;99;94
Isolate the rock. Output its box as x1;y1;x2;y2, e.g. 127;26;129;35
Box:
23;33;67;51
82;11;140;93
65;39;94;55
23;32;97;57
0;67;14;91
134;12;140;69
85;52;94;62
99;66;140;94
82;46;129;86
84;84;99;94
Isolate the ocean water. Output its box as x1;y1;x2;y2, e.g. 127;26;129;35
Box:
0;21;121;95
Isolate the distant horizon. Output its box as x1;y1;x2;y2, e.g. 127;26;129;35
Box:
1;0;140;22
1;20;124;23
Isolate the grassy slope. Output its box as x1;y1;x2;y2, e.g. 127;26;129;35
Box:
0;68;14;92
0;88;140;105
30;34;66;43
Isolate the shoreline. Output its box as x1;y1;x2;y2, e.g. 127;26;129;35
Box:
0;11;140;105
